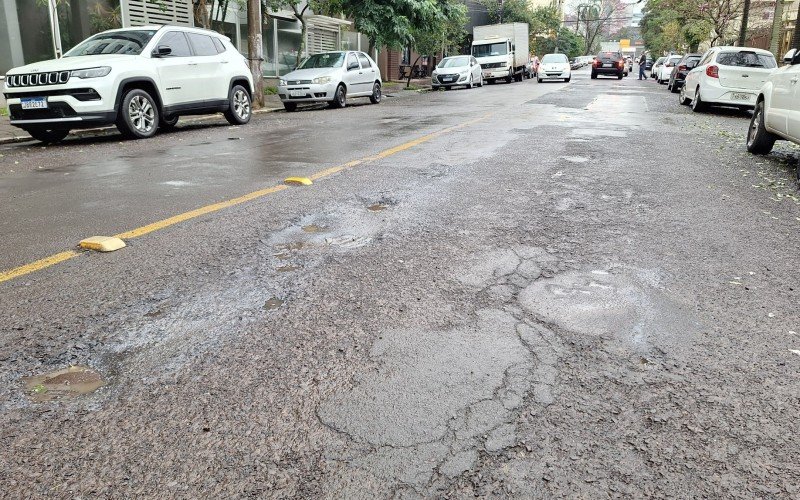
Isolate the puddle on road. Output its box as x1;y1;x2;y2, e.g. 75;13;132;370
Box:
21;366;105;402
302;224;326;233
367;203;387;212
264;297;284;310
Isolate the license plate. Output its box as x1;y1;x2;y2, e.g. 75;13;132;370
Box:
732;92;751;101
444;78;454;82
289;90;306;97
603;63;612;68
21;97;47;110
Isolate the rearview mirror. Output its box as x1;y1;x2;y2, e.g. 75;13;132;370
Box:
784;48;798;64
348;61;359;70
152;45;171;58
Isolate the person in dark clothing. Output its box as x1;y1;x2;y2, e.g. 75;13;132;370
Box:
638;51;648;80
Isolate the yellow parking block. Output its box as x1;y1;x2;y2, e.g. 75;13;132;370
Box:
79;236;126;252
284;176;313;186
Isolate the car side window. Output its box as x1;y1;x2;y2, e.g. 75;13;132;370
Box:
212;37;226;54
158;31;192;57
347;53;360;70
698;51;713;66
187;33;217;56
358;53;371;68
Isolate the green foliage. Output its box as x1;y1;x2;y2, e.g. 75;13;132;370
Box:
640;0;741;54
535;27;583;59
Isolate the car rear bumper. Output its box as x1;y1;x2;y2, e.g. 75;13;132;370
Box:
702;83;757;107
593;67;622;75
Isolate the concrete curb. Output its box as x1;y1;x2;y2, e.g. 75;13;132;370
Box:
0;106;283;146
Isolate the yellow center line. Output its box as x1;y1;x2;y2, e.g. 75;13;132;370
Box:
0;112;493;285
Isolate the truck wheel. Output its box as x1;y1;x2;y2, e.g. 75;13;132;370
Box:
116;88;159;139
747;100;777;155
506;72;513;83
26;128;69;144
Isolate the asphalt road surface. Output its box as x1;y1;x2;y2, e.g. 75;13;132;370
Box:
1;68;799;498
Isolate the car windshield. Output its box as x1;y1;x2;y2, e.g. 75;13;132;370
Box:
298;53;345;69
472;43;507;57
439;56;470;68
717;51;777;69
542;54;567;63
63;30;157;57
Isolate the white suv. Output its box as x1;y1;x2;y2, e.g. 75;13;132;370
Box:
747;48;800;154
3;25;253;143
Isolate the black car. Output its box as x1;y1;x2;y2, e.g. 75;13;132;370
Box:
667;53;702;93
644;57;653;70
591;51;625;79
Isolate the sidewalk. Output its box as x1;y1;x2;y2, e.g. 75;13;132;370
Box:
0;94;285;145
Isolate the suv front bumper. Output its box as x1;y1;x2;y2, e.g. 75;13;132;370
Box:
4;78;117;130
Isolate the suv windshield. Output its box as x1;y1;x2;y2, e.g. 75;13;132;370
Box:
717;51;777;69
473;43;507;57
542;54;567;63
64;30;157;57
298;53;345;69
439;56;470;68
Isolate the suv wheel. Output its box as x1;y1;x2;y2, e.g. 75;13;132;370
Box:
330;84;346;108
117;88;158;139
26;128;69;144
747;100;777;155
369;82;382;103
224;85;251;125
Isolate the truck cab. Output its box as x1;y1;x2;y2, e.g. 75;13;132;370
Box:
472;37;514;84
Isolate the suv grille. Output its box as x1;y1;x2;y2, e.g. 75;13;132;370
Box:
6;71;71;88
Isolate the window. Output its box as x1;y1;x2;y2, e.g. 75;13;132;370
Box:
698;51;713;66
473;43;508;57
298;52;345;69
212;37;226;54
188;33;218;56
358;53;371;68
347;53;360;70
157;31;192;57
541;54;568;63
402;47;411;65
717;51;776;69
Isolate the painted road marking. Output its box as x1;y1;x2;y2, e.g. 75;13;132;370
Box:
0;113;492;285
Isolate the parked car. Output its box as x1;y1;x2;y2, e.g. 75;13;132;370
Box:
747;48;800;154
650;57;665;79
591;51;625;79
431;55;483;90
537;53;571;82
656;54;683;84
667;53;702;92
278;51;381;111
2;25;253;143
644;57;654;70
680;46;777;112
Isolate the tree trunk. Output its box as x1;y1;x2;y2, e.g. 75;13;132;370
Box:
738;0;750;46
769;0;784;59
297;18;307;69
407;54;421;88
247;0;264;108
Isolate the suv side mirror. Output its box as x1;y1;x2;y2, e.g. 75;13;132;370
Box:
784;48;798;64
152;45;172;58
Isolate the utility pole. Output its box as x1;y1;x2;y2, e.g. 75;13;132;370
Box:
498;0;504;23
247;0;265;108
738;0;750;46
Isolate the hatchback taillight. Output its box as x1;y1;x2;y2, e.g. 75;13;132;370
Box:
618;60;624;68
678;64;687;71
706;65;719;78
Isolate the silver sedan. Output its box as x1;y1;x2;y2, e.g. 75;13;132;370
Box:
431;56;483;90
278;51;382;111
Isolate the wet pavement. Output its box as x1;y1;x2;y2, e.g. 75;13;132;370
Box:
1;69;799;497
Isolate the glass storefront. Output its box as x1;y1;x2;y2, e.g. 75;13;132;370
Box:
275;18;301;76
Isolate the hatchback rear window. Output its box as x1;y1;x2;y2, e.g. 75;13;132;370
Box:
717;51;776;69
598;52;621;60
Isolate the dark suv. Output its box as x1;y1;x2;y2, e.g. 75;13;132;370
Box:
667;53;701;93
591;51;625;79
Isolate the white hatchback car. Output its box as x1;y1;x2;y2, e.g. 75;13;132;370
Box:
431;55;483;90
747;48;800;154
537;53;571;83
657;54;682;84
278;51;381;111
680;46;777;112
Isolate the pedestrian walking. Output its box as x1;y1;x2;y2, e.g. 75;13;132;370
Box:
638;51;648;80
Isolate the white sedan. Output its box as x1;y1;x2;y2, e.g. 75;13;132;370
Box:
657;54;682;84
537;53;571;83
431;55;483;90
747;48;800;154
680;46;777;112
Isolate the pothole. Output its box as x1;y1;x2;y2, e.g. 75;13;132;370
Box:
367;203;387;212
21;365;105;402
302;224;326;233
264;297;284;310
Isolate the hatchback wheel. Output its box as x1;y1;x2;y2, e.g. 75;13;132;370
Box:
369;82;381;104
691;88;707;112
283;102;297;112
116;88;159;139
224;84;251;125
678;84;691;105
747;100;777;155
330;84;346;108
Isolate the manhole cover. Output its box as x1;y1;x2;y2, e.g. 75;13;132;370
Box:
22;366;105;402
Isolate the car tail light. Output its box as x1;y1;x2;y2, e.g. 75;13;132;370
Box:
618;60;624;68
678;64;687;71
706;65;719;78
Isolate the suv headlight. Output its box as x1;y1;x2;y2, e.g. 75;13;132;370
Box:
312;76;332;84
71;66;111;79
279;79;287;86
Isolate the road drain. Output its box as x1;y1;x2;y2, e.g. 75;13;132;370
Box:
21;365;105;402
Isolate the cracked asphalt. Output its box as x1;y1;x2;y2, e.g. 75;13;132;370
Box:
1;68;799;498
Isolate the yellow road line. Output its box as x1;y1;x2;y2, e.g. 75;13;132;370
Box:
0;251;80;284
0;113;492;285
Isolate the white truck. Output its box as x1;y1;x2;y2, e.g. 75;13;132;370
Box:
472;23;529;84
